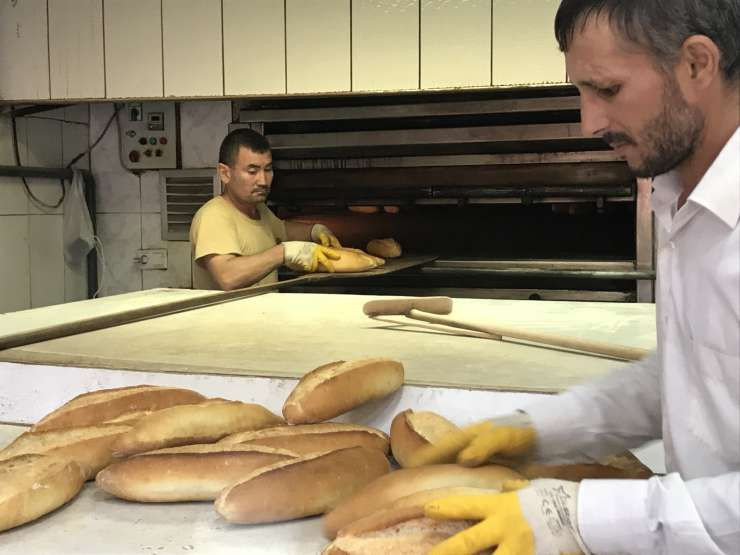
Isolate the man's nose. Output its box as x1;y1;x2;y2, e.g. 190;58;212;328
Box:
579;95;609;138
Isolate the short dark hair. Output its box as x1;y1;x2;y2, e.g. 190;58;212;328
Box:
218;128;271;167
554;0;740;82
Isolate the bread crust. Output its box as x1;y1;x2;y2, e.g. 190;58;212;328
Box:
31;385;206;432
323;464;522;539
219;423;390;455
111;400;284;457
0;424;132;480
389;410;459;467
322;506;480;555
283;359;404;424
0;454;86;532
321;247;385;272
366;238;402;259
214;446;391;524
95;444;297;502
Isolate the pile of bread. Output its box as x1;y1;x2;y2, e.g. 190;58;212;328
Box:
0;356;651;553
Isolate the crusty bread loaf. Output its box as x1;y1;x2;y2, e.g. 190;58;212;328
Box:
366;238;402;259
96;444;297;502
111;400;284;457
319;247;385;273
513;460;654;481
219;423;390;455
0;454;86;532
32;385;206;432
0;424;131;480
102;410;153;426
390;410;459;467
283;359;404;424
215;446;391;524
323;506;485;555
323;464;522;539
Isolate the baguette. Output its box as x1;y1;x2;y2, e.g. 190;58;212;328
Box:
319;247;384;273
0;424;131;480
283;358;404;424
219;423;390;455
112;400;284;457
0;454;86;533
32;385;206;432
323;464;522;539
366;238;402;259
215;446;391;524
323;506;486;555
96;444;297;502
390;410;459;467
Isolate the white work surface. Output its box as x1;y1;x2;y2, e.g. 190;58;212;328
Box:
0;292;663;553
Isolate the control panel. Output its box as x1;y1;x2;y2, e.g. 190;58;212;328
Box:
119;102;178;170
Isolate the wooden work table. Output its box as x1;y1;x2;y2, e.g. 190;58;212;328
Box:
0;290;656;393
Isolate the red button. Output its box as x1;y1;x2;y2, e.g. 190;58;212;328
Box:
128;150;140;162
159;137;168;145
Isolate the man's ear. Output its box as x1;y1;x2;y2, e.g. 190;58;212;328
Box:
678;35;721;94
217;162;231;186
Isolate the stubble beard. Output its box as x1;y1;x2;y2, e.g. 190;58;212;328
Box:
630;76;705;178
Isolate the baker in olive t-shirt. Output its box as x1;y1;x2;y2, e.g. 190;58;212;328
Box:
189;129;341;291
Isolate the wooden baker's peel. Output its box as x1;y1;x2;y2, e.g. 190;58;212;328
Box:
362;296;648;361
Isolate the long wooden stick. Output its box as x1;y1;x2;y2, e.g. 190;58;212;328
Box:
407;309;649;361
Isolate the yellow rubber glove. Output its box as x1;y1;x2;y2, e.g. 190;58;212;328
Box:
310;223;342;248
406;413;537;468
283;241;340;272
426;479;588;555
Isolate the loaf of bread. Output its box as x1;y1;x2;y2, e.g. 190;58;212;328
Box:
390;409;459;467
366;238;402;259
219;423;390;455
0;424;131;480
323;464;522;539
323;506;484;555
0;454;86;533
96;444;297;502
102;410;153;426
283;358;404;424
319;247;385;273
32;385;206;432
513;460;654;481
111;399;284;457
215;446;391;524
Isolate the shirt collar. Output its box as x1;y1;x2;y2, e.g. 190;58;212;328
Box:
688;127;740;228
652;127;740;229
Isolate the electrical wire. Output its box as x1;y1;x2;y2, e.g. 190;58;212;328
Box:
10;107;65;209
9;104;122;209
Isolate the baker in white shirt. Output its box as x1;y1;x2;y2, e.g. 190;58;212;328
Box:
409;1;740;554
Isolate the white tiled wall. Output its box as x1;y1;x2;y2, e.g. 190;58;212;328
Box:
90;100;230;297
0;107;90;314
1;99;230;312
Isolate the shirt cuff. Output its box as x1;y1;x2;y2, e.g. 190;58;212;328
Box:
578;479;654;554
523;392;587;459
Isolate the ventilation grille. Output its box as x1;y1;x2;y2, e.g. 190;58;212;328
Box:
160;170;218;241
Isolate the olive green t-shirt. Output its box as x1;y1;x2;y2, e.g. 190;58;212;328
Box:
190;196;287;290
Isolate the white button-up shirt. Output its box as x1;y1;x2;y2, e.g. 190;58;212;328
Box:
526;127;740;554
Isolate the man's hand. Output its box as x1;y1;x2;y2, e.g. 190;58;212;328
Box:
406;413;537;468
310;223;342;248
283;241;340;272
426;479;587;555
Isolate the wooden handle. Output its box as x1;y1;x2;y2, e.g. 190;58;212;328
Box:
407;309;648;361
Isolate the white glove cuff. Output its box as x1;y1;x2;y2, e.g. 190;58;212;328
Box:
518;479;591;555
